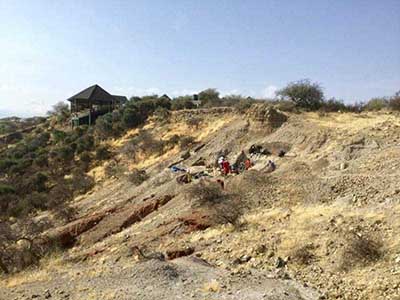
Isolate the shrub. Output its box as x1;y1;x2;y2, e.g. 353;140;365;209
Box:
171;96;196;110
56;145;75;163
364;97;388;111
121;104;144;129
154;107;171;123
274;100;297;112
277;79;324;110
345;102;365;113
68;170;94;196
47;101;70;123
290;244;315;265
389;91;400;111
34;153;49;167
9;159;32;174
234;98;254;113
27;192;48;210
76;135;94;154
32;172;48;192
186;117;201;129
0;159;18;172
179;136;195;150
185;181;225;207
321;98;348;112
104;161;126;178
340;232;382;270
8;198;35;217
95;113;117;139
79;151;92;164
133;130;166;155
127;169;149;186
0;184;15;195
153;96;172;110
199;88;221;107
79;151;92;170
95;145;111;160
167;134;181;146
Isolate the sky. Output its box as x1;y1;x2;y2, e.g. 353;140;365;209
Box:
0;0;399;117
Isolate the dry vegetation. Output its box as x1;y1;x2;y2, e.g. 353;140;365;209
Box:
1;90;400;299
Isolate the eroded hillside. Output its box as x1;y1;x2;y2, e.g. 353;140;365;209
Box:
1;107;400;300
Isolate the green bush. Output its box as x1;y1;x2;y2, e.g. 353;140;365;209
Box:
389;91;400;111
9;159;32;174
199;88;221;107
274;100;297;112
234;98;254;113
32;172;48;192
95;145;111;160
179;136;195;149
186;117;201;129
320;98;348;112
121;104;145;129
51;129;67;143
0;159;18;172
76;135;94;154
27;192;48;210
277;79;324;110
171;96;196;110
364;97;388;111
167;134;181;146
56;145;75;163
132;130;166;155
34;154;49;167
0;184;16;195
127;169;149;186
153;107;171;123
95;113;116;139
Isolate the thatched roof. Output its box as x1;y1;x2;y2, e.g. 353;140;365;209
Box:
67;84;126;105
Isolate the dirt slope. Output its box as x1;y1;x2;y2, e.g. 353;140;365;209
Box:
1;108;399;300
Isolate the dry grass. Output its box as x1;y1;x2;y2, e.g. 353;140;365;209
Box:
289;243;316;265
185;181;225;208
339;232;382;271
1;251;64;288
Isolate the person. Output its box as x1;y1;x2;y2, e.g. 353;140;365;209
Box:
265;160;276;173
218;156;225;169
222;160;230;175
244;158;252;170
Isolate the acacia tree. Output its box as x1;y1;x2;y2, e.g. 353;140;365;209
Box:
277;79;324;110
198;88;221;107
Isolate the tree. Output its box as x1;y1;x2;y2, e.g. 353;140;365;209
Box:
172;96;195;110
199;89;221;107
277;79;324;110
47;101;70;122
389;90;400;111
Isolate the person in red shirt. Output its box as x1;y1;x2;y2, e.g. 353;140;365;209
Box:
222;160;230;175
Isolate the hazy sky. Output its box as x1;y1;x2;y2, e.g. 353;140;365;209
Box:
0;0;399;117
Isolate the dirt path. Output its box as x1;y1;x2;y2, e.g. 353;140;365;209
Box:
1;257;320;300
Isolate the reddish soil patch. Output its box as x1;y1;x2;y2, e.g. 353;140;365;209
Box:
166;247;195;260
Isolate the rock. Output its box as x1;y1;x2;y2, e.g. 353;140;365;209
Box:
339;162;348;170
44;290;51;299
239;255;251;263
247;104;288;128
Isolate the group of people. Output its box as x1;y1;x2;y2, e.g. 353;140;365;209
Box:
217;153;253;176
172;149;278;186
